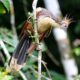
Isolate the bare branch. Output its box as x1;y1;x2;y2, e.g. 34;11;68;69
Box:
32;0;42;80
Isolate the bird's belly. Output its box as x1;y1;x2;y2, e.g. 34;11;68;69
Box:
37;17;53;33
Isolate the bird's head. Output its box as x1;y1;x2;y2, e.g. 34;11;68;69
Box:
60;16;73;30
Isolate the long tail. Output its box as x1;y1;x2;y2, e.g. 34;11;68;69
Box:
9;33;31;71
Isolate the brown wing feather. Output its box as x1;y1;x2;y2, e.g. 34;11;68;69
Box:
19;21;34;39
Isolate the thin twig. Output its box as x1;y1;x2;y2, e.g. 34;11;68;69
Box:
0;39;10;61
3;39;15;47
30;54;52;80
19;71;28;80
46;49;60;66
42;61;52;80
30;54;47;65
38;45;42;80
30;67;52;80
0;51;5;63
32;0;39;44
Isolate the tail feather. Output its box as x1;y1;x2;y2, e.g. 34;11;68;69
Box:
17;37;30;64
9;34;31;71
12;34;26;59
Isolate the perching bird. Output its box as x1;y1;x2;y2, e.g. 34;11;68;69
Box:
9;7;71;71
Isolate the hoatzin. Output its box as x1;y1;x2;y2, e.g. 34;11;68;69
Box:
9;7;71;71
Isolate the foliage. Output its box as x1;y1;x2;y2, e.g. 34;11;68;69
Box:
0;27;66;80
74;75;80;80
0;27;15;52
0;67;13;80
50;71;66;80
0;0;10;14
74;47;80;56
0;0;80;80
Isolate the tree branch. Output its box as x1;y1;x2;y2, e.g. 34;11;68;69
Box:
32;0;42;80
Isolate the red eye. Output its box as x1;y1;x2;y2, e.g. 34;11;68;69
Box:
64;26;68;29
64;25;68;27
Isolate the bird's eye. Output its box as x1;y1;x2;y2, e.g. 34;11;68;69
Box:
64;25;68;28
61;23;68;30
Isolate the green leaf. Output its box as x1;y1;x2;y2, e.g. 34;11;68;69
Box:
50;71;66;80
0;0;10;14
74;48;80;56
0;27;16;53
0;2;6;14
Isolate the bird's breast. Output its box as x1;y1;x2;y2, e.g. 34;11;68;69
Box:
37;17;55;33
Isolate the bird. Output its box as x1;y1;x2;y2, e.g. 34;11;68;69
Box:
9;7;71;71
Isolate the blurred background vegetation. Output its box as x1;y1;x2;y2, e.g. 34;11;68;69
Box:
0;0;80;80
